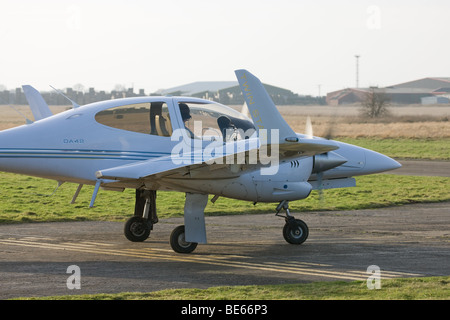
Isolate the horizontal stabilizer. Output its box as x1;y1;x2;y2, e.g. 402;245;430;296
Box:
22;85;53;121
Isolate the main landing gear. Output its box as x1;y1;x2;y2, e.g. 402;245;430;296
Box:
124;190;309;253
124;190;203;254
276;200;309;245
169;225;198;254
124;190;157;242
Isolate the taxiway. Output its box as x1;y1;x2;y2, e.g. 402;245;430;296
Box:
0;201;448;299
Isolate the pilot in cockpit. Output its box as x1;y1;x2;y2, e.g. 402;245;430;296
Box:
179;103;195;138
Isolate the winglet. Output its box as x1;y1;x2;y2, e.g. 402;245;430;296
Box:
22;85;53;121
235;69;297;143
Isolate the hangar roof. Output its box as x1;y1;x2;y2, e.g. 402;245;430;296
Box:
158;81;238;96
388;77;450;89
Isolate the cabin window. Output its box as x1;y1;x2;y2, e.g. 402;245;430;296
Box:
95;102;172;137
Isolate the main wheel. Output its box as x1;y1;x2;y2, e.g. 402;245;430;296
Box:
170;225;198;254
283;219;309;245
124;216;151;242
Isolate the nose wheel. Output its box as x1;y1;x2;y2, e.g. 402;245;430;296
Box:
283;217;309;244
276;200;309;245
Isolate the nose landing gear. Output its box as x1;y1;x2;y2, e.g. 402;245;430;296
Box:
276;200;309;245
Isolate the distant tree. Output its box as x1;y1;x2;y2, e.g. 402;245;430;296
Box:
114;84;126;92
73;83;85;93
360;87;390;118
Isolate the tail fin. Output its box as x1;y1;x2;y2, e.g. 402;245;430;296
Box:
235;69;296;143
22;85;53;121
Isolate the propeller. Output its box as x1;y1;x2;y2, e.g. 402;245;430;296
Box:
304;115;345;206
304;116;324;202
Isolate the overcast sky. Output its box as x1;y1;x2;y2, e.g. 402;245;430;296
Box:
1;0;450;96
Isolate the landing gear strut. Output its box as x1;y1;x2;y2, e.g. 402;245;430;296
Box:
276;200;309;245
124;190;157;242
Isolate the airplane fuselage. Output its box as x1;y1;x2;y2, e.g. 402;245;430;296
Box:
0;96;400;204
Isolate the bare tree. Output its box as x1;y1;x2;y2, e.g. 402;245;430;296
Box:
73;83;85;93
113;84;126;92
360;87;390;118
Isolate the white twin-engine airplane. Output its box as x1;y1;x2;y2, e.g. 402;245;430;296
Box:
0;70;400;253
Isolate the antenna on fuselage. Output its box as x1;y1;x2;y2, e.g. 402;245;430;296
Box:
0;97;33;124
49;85;80;109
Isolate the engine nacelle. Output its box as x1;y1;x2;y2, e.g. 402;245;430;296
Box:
251;157;313;202
312;151;347;174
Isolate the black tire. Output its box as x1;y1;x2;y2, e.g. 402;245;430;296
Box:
124;216;151;242
283;219;309;245
170;225;198;254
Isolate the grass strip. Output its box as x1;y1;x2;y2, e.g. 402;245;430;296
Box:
0;172;449;224
16;276;450;300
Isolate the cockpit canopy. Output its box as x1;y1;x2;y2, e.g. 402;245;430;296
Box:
95;98;255;142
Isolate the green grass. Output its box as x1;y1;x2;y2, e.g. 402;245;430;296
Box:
337;138;450;160
0;172;449;224
17;276;450;300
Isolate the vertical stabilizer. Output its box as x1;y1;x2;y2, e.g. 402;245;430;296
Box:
235;69;296;143
22;85;53;121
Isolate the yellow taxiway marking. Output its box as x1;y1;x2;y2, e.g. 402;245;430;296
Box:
0;238;422;281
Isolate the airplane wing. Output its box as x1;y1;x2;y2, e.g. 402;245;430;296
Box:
97;139;258;181
97;154;198;181
96;138;338;181
22;85;53;120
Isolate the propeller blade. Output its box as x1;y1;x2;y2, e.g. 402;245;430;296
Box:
241;102;250;119
317;171;325;204
305;116;313;138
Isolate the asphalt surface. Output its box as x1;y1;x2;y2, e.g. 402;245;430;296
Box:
0;160;449;299
392;160;450;177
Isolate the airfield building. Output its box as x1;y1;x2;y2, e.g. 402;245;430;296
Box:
327;77;450;105
156;81;322;105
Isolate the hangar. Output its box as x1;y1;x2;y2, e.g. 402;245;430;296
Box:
327;77;450;105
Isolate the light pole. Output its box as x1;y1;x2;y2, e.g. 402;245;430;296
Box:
355;55;360;88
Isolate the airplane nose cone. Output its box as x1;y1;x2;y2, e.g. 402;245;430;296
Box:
364;149;401;174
